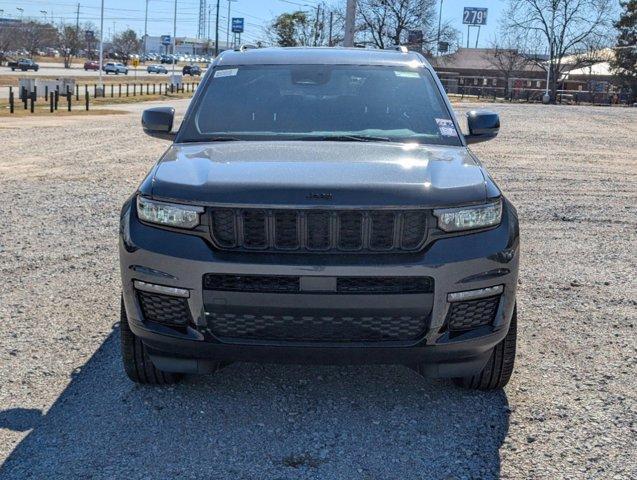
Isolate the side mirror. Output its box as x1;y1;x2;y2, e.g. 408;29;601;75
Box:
465;110;499;144
142;107;175;140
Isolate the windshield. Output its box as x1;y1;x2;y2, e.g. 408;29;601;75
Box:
181;64;461;146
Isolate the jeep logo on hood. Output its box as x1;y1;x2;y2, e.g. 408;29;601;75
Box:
306;192;333;200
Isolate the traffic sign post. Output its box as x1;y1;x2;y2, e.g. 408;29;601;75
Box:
161;35;171;55
462;7;488;48
232;18;244;48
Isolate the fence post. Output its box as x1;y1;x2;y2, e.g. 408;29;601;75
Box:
67;87;72;112
76;84;79;101
119;84;122;97
45;85;48;99
126;84;129;97
9;86;14;114
153;83;156;95
55;86;59;110
30;91;35;113
111;84;114;97
85;90;89;111
133;83;136;96
171;83;174;94
50;91;54;113
94;84;97;97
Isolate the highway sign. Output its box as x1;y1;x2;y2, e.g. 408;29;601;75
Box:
232;18;244;33
463;7;488;25
161;35;171;46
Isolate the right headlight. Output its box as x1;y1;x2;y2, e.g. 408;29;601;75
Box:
434;198;502;232
136;196;203;229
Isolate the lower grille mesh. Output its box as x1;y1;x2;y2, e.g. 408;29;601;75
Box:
207;312;428;342
137;291;191;326
447;296;499;331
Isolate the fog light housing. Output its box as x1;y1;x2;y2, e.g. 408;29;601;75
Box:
134;280;190;298
447;285;503;303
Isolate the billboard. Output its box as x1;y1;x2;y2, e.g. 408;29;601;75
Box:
463;7;488;25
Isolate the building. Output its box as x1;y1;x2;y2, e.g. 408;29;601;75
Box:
143;35;232;55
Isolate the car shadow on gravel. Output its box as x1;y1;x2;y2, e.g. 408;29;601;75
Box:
0;326;511;479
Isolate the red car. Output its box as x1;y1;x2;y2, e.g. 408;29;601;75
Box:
84;61;99;71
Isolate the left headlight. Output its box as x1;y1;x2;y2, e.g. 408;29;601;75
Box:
136;196;204;229
434;198;502;232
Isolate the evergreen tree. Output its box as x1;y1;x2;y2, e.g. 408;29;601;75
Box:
610;1;637;102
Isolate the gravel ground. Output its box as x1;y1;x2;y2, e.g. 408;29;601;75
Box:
0;101;635;479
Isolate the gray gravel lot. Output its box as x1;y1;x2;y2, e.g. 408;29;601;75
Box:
0;101;635;479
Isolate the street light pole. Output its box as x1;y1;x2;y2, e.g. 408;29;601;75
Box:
16;8;23;21
144;0;149;56
98;0;104;91
40;10;48;22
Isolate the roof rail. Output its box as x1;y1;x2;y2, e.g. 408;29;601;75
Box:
238;44;258;52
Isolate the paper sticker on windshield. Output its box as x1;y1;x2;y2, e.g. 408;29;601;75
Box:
436;118;457;137
214;68;238;78
394;70;420;78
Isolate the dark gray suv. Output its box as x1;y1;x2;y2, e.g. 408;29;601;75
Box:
119;47;519;390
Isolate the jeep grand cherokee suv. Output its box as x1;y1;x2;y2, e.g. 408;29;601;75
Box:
120;47;519;390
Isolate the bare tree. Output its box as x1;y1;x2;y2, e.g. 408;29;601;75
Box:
56;24;83;68
356;0;457;53
0;23;18;65
502;0;615;100
483;35;533;97
17;21;57;57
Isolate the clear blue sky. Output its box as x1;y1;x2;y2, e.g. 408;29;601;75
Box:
0;0;505;47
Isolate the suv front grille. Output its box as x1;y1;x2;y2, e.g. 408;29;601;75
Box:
207;312;428;342
209;208;428;253
446;296;500;331
203;274;434;294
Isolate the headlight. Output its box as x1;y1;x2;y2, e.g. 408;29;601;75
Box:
136;196;203;229
434;199;502;232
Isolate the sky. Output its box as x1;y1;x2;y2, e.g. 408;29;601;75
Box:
0;0;506;48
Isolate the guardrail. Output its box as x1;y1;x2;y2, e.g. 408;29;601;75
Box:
3;80;200;114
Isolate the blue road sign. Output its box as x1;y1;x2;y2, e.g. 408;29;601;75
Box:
161;35;171;46
232;18;244;33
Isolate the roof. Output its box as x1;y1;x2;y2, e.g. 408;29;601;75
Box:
215;47;429;68
562;62;613;79
429;48;544;73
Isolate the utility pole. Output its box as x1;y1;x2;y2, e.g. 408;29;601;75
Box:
144;0;149;55
208;4;212;39
75;4;80;31
226;0;236;49
172;0;177;75
344;0;355;47
313;5;321;46
436;0;443;55
214;0;220;55
328;11;333;47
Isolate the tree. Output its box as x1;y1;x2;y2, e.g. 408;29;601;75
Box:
17;21;57;57
610;0;636;102
502;0;614;101
356;0;457;53
111;29;141;65
268;11;315;47
0;23;19;65
483;35;533;97
56;24;82;68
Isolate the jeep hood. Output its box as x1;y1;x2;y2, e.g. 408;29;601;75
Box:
148;141;492;207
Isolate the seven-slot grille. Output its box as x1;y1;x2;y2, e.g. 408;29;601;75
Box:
209;208;428;253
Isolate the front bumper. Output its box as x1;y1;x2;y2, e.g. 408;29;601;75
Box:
119;199;519;378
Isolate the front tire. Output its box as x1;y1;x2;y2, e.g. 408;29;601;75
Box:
454;305;517;390
120;298;182;385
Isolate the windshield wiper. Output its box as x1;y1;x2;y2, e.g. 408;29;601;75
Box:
203;136;242;142
297;134;393;143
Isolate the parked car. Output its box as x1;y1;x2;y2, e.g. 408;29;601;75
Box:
8;58;39;71
84;60;100;71
122;47;519;390
160;54;176;64
103;62;128;75
182;64;201;76
147;64;168;74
